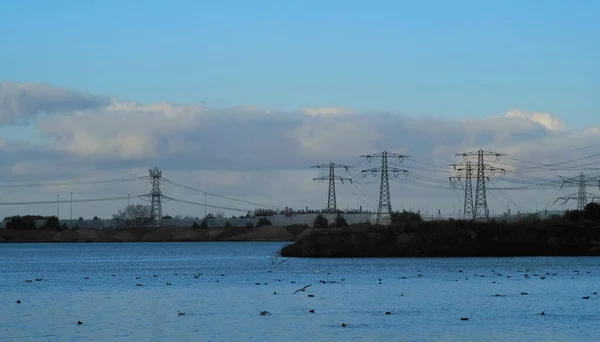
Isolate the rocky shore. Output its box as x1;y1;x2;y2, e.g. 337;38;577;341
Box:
0;225;307;243
280;219;600;257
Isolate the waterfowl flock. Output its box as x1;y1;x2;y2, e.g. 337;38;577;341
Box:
6;247;600;341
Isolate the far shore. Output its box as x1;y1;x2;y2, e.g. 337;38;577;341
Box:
0;225;308;243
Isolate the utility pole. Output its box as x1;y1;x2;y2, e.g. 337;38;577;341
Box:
360;151;409;226
128;193;131;207
204;193;207;218
57;194;60;219
449;160;474;220
310;162;353;213
453;150;506;221
554;172;600;210
70;192;73;222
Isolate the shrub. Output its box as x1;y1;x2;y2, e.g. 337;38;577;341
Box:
256;217;272;227
200;220;209;229
391;210;422;223
584;202;600;221
41;216;61;231
334;213;348;227
313;214;328;228
245;221;254;229
224;221;232;228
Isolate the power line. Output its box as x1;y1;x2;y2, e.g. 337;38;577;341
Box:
162;196;252;213
162;178;280;209
0;196;131;206
0;177;140;188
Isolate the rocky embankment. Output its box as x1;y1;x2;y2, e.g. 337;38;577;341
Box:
280;220;600;257
0;225;307;243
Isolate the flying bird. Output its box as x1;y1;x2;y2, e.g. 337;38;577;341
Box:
294;285;312;294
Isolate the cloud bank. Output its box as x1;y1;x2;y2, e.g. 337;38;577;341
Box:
0;82;598;219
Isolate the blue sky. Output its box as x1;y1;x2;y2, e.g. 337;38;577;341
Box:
1;0;598;130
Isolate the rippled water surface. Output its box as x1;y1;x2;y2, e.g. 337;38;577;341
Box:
1;242;600;341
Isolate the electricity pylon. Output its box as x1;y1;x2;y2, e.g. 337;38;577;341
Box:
554;173;600;210
360;151;409;226
455;150;506;221
139;167;166;227
311;162;353;213
449;160;474;220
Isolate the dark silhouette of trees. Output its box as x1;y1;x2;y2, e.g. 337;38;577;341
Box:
5;216;38;230
334;213;348;227
256;217;272;227
41;216;61;231
391;210;422;223
113;205;153;230
314;214;328;228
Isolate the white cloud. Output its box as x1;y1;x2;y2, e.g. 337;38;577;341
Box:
0;81;598;220
503;109;568;131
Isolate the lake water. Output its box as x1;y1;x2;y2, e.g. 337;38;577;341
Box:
1;242;599;342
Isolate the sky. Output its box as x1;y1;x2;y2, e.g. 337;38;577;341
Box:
0;0;598;220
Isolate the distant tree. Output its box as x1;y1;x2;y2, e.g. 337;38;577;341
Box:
334;213;348;227
162;215;173;219
245;221;254;229
256;217;272;227
78;217;84;220
584;202;600;221
205;213;215;219
314;214;329;228
191;222;200;229
6;216;37;230
113;204;153;230
200;220;209;229
41;216;61;231
391;210;422;223
224;221;232;228
93;216;99;221
563;209;583;221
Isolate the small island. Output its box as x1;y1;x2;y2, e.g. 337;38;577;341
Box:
280;204;600;257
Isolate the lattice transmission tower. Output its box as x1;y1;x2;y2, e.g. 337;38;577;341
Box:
554;172;600;210
449;160;474;220
360;151;409;226
310;162;353;213
454;150;506;221
139;167;166;227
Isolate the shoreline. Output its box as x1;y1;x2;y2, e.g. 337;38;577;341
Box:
0;225;304;243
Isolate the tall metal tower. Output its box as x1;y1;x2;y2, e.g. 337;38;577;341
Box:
449;160;474;220
140;167;165;227
455;150;506;221
310;162;353;213
360;151;409;226
554;173;600;210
